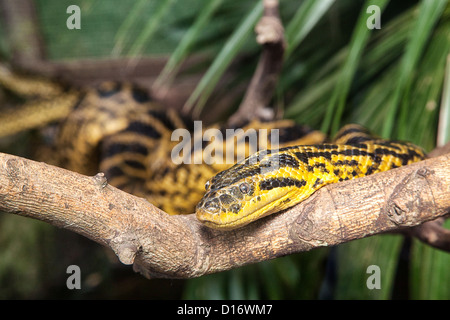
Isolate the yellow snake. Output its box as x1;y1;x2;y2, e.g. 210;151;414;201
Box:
0;65;426;230
196;124;426;230
0;64;325;215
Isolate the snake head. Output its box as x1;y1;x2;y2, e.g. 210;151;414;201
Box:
195;149;306;230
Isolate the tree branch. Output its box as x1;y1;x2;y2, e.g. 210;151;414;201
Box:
402;218;450;251
0;146;449;279
0;0;46;67
228;0;286;126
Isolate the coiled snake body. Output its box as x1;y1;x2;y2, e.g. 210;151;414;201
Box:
0;66;426;230
0;66;325;215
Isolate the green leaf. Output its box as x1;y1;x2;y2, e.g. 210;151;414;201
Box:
126;0;176;57
111;0;148;56
437;54;450;146
410;220;450;299
284;0;336;59
154;0;224;88
383;0;448;139
335;235;403;300
321;0;390;135
183;1;263;115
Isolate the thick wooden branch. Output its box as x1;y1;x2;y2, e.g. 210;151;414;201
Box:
0;146;449;279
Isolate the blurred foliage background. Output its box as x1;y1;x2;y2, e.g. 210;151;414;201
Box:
0;0;449;299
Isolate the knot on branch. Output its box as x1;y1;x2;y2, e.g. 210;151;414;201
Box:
92;172;108;188
255;16;285;45
109;235;140;265
385;167;436;226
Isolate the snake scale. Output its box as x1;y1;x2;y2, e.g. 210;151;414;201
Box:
0;65;426;230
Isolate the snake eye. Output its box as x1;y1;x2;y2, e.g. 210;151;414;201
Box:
239;182;250;194
205;181;210;190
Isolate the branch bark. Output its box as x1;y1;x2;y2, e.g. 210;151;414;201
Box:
0;146;449;279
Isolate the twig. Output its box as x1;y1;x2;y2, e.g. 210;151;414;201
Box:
402;218;450;252
228;0;286;126
0;0;46;67
0;144;449;279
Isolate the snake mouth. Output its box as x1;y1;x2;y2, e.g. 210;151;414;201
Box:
196;191;292;230
196;208;261;230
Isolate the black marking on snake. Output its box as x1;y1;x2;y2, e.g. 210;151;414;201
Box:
244;150;272;165
131;86;151;103
204;199;220;211
228;186;244;200
304;151;333;161
313;144;339;150
304;147;365;161
211;152;304;191
148;109;180;131
365;163;382;175
124;160;146;170
344;136;374;144
307;162;329;173
127;121;161;139
272;125;315;143
214;167;259;190
156;189;167;196
230;204;241;214
371;140;404;151
260;153;299;169
103;142;149;157
332;159;359;166
293;151;310;165
312;178;323;188
105;166;124;178
259;177;307;191
219;194;234;205
373;147;423;165
69;94;87;111
334;126;372;140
